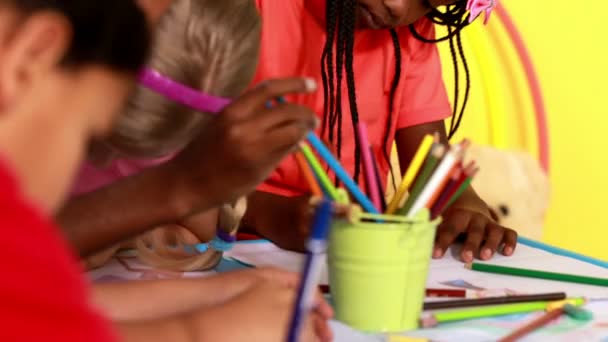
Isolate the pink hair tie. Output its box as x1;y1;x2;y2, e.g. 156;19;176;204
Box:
137;68;231;114
466;0;496;25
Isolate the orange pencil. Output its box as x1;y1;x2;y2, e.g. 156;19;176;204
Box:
498;308;564;342
295;152;323;197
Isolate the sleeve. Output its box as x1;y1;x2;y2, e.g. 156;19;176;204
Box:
0;164;117;342
396;18;452;129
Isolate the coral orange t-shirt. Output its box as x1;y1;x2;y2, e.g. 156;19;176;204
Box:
0;160;117;342
254;0;451;197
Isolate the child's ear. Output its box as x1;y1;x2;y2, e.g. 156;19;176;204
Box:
0;12;71;108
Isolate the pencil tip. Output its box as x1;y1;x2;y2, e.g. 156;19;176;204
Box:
464;263;472;269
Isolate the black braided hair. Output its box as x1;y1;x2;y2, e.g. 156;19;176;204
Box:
321;0;402;186
410;0;472;139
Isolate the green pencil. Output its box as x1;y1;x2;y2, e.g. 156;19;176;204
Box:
420;298;585;328
444;176;473;209
466;262;608;287
397;144;445;215
300;144;339;200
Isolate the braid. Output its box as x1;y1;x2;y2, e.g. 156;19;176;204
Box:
452;30;471;136
333;0;347;160
383;28;402;191
343;0;362;182
447;24;459;134
321;0;339;141
409;0;471;139
321;0;404;190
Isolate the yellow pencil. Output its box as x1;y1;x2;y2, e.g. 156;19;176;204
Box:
386;134;434;214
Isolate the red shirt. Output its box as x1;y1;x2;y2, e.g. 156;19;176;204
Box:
254;0;451;196
0;160;116;342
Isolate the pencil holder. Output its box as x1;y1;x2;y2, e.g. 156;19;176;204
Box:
328;210;439;332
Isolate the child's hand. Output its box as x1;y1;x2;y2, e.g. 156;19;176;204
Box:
194;281;333;342
433;190;518;263
168;78;318;216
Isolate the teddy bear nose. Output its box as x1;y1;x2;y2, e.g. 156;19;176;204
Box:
499;204;510;217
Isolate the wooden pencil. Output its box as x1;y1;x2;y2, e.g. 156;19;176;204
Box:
369;146;387;212
299;144;340;200
426;288;467;298
420;298;584;328
356;123;382;212
423;292;566;311
466;263;608;287
443;165;478;211
432;162;477;217
497;308;564;342
387;134;434;214
295;152;323;197
407;143;464;218
397;144;445;215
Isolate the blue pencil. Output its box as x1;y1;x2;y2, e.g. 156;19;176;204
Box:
287;200;333;342
306;133;379;214
518;237;608;269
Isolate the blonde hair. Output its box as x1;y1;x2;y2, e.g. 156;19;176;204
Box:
83;0;259;271
107;0;261;158
135;197;247;271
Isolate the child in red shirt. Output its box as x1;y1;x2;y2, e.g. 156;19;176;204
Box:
0;1;331;341
243;0;518;262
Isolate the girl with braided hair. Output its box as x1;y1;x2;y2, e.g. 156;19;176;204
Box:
244;0;518;263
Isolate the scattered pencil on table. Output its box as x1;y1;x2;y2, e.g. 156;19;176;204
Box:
466;262;608;287
562;303;593;321
425;288;468;298
423;292;567;311
497;307;565;342
419;298;585;328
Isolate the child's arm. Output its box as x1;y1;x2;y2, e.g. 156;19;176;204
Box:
115;279;333;342
58;78;318;256
241;191;311;251
91;268;302;322
395;121;518;263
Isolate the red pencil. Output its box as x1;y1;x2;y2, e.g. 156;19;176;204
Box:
426;288;467;298
431;162;477;218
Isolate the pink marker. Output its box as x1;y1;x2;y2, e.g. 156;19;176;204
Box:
356;122;381;212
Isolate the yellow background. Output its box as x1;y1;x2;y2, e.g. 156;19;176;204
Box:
437;1;608;260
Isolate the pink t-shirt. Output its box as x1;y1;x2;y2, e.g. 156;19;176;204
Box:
254;0;451;197
72;155;173;196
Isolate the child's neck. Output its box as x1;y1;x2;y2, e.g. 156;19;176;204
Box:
0;75;89;214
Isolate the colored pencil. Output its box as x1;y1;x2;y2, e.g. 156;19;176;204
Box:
420;298;584;328
498;308;565;342
397;144;445;216
562;303;594;321
370;146;387;212
444;167;477;210
407;143;464;218
299;144;339;200
387;134;434;214
425;288;467;298
356;123;381;212
287;200;333;342
423;292;567;311
430;167;463;218
432;163;477;217
517;236;608;270
295;152;323;198
466;263;608;287
426;162;462;213
306;132;379;214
